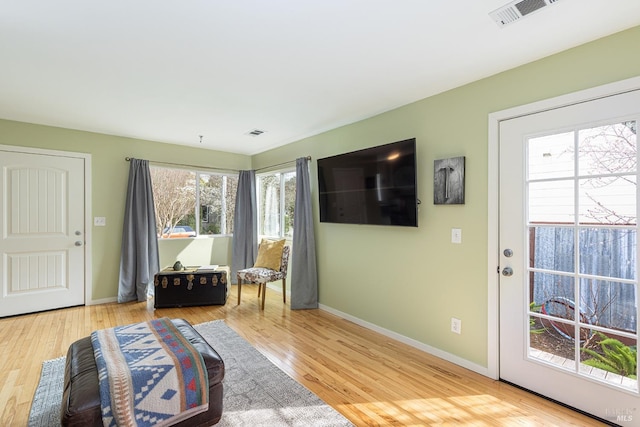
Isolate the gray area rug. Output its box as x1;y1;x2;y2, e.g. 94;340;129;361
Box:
28;319;353;426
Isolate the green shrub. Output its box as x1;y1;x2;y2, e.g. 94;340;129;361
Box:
581;332;637;379
529;302;545;334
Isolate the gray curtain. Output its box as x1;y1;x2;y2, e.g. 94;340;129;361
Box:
231;170;258;283
291;157;318;309
118;159;160;303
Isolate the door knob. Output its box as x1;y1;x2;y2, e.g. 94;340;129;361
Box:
75;241;83;247
502;267;513;276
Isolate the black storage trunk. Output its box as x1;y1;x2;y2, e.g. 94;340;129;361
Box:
154;268;228;308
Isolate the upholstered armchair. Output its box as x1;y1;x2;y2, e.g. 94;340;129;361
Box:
237;245;290;310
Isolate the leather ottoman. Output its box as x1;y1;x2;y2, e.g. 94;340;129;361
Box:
60;319;224;426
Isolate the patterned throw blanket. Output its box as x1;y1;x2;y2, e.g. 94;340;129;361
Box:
91;318;209;427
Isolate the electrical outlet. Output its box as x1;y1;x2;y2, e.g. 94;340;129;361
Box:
451;317;462;334
94;217;106;226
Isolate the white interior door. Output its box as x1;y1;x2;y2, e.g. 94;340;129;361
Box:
499;89;640;425
0;148;86;317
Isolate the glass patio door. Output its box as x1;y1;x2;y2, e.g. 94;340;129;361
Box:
499;89;640;425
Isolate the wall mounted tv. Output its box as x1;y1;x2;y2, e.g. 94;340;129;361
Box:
317;138;418;227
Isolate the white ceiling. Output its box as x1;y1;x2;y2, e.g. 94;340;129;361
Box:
1;1;639;155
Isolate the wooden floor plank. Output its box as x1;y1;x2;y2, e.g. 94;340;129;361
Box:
0;284;606;426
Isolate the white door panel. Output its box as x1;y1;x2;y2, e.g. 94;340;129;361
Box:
499;89;640;425
0;150;85;316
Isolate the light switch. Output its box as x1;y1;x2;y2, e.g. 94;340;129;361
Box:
94;217;106;226
451;228;462;244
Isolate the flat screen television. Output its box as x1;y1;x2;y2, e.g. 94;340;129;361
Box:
317;138;418;227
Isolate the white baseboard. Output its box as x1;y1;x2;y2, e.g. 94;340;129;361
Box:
319;304;490;378
87;296;117;306
92;286;487;376
265;282;290;299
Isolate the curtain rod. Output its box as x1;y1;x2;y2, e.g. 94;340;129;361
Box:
125;157;239;173
126;155;312;173
255;156;312;172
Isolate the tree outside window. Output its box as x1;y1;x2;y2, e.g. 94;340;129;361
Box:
199;173;238;235
150;166;237;238
283;172;296;238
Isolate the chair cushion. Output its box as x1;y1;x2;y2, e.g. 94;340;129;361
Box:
237;267;284;284
253;238;285;270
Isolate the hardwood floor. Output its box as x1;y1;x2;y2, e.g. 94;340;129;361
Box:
1;284;606;426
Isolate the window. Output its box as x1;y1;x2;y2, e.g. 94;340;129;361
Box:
150;166;237;238
257;170;296;239
198;173;238;235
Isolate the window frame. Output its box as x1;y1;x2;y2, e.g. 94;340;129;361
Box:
196;172;236;237
150;165;237;239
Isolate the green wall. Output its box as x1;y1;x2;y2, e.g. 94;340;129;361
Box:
251;26;640;367
158;237;232;271
0;122;250;301
1;25;638;368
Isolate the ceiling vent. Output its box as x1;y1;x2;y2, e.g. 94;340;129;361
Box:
490;0;561;28
246;129;266;137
